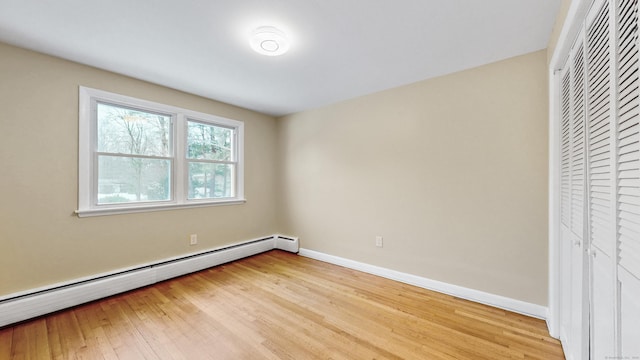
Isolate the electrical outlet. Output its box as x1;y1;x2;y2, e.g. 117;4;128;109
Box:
375;236;383;248
190;234;198;246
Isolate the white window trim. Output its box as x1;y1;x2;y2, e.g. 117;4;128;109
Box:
76;86;245;217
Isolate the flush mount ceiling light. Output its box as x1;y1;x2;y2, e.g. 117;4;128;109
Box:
250;26;290;56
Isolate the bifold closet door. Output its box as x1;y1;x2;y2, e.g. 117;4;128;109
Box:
586;0;617;358
559;65;572;345
557;0;640;359
616;0;640;357
559;46;589;360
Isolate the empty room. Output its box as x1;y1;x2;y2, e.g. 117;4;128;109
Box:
0;0;638;359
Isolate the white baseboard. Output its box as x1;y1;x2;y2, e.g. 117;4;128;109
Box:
0;239;547;328
298;248;548;320
0;235;298;328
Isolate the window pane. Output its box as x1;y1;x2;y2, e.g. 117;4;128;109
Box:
97;102;171;156
188;162;233;199
97;155;171;204
187;121;232;161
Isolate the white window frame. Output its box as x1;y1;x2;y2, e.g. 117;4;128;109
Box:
77;86;245;217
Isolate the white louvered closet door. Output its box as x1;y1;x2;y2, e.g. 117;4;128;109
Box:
570;36;589;360
616;0;640;357
586;0;617;358
559;65;575;348
559;59;589;360
556;0;640;359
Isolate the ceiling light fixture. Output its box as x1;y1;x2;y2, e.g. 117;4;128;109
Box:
250;26;290;56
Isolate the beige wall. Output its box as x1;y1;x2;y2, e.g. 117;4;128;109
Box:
0;40;550;307
0;42;279;296
277;50;549;305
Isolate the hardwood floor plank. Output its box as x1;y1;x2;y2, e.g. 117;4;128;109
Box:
0;328;13;360
0;250;564;359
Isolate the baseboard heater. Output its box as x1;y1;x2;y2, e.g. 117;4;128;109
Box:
0;234;298;328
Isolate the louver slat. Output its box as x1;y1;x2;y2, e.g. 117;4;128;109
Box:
588;1;613;256
617;0;640;279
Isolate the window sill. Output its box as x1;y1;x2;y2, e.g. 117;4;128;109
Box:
75;199;247;218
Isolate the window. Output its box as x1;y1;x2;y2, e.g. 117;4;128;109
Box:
77;87;244;217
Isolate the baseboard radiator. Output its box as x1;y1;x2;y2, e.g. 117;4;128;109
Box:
0;234;298;328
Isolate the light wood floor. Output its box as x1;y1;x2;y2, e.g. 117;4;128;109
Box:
0;250;564;359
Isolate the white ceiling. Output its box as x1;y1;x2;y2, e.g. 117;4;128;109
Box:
0;0;560;117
